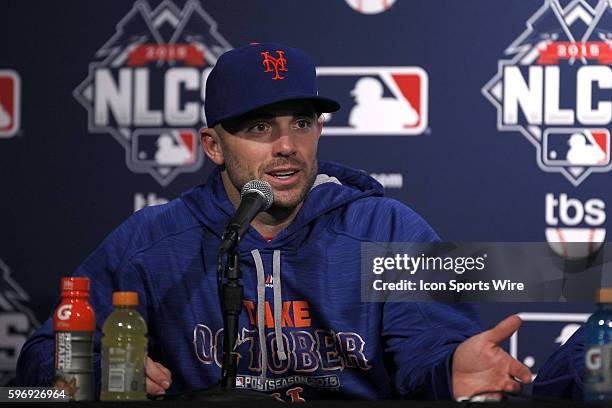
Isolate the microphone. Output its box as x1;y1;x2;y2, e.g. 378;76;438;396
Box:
219;180;274;252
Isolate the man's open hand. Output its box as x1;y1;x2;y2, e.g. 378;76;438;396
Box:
452;315;532;400
145;356;172;396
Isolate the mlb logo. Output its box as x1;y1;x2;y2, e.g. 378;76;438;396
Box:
543;128;610;167
0;70;20;138
235;376;245;388
510;312;589;379
316;67;428;135
132;129;197;167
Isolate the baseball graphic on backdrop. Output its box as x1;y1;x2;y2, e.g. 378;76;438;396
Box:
545;228;606;260
345;0;397;14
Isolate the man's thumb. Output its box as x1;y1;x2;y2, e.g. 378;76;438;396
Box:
483;314;522;344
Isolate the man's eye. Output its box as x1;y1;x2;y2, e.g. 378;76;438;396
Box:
294;119;312;129
249;123;269;133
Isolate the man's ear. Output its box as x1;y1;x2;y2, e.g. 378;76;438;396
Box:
316;114;325;136
200;127;224;165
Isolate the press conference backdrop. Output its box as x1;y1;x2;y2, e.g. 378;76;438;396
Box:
0;0;608;387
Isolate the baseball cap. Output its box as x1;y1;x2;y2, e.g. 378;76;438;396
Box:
204;43;340;128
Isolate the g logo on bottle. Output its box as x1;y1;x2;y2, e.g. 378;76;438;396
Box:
56;304;72;321
586;347;602;371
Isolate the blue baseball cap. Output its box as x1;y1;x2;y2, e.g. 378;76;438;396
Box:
204;43;340;128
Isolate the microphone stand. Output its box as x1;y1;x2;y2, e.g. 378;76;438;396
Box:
218;232;242;388
157;234;273;402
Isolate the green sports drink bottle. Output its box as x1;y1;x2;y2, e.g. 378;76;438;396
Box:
100;292;148;401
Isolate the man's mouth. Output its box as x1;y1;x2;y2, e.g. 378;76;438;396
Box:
269;170;298;179
264;168;301;185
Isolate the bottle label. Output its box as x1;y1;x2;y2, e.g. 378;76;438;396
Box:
55;332;72;370
585;344;612;393
104;345;146;394
54;331;94;401
108;366;126;392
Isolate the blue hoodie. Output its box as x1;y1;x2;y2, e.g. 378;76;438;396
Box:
532;326;585;399
17;161;482;400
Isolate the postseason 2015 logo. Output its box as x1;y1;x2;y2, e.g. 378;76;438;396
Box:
483;0;612;186
74;0;232;186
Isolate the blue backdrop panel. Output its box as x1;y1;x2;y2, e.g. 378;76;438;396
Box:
0;0;608;387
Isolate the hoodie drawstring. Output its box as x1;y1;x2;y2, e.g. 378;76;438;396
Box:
251;249;287;379
251;249;268;378
272;250;287;361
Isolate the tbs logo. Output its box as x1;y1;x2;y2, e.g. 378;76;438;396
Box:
317;67;428;135
134;192;169;212
545;193;606;259
0;70;20;138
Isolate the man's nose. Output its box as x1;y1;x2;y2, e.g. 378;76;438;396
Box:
272;127;297;156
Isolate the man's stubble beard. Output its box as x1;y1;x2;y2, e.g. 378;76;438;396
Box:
223;151;318;213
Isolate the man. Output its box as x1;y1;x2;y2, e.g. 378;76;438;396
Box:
17;43;531;401
532;326;585;399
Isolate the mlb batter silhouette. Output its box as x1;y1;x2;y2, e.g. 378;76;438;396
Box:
154;133;191;166
348;77;418;131
0;101;10;128
566;133;606;165
554;324;581;346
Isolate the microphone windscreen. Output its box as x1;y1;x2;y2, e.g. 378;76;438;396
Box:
240;180;274;210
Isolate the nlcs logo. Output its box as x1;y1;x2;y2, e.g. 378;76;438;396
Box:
74;0;232;186
483;0;612;186
261;50;287;80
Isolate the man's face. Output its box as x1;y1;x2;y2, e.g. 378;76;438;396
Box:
214;100;322;210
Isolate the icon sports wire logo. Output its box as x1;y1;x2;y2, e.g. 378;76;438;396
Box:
483;0;612;186
0;70;20;138
74;0;232;186
317;67;428;136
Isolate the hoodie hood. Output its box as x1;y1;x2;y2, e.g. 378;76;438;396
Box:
181;160;383;251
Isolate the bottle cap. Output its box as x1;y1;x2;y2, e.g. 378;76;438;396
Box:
61;277;89;292
112;291;139;306
596;288;612;303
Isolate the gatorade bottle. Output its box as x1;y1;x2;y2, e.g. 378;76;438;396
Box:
585;288;612;400
100;291;148;401
53;277;95;401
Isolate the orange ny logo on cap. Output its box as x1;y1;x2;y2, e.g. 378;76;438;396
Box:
261;50;287;80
